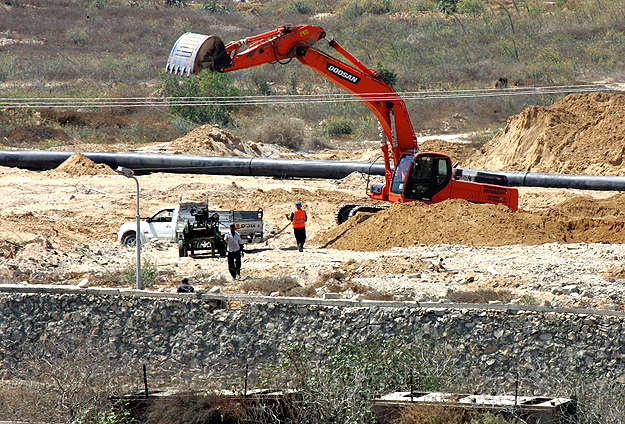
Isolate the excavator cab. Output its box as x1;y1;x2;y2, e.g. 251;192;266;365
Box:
389;152;452;202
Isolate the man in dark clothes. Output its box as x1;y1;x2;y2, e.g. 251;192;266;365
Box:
177;277;194;293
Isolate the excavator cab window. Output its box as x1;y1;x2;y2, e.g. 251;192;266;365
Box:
390;154;414;195
402;154;452;201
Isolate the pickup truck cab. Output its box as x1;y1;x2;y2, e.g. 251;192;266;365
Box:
117;203;263;246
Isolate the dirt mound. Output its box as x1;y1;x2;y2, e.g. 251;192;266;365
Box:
334;172;385;191
168;124;262;156
467;92;625;175
224;187;363;213
317;196;625;250
420;139;477;164
55;153;116;175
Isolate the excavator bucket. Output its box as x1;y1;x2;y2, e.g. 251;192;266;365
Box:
166;32;231;76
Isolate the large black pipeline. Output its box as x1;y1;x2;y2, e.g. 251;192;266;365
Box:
0;149;385;179
455;168;625;191
2;149;625;191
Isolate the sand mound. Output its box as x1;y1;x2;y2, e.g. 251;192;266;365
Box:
169;124;262;156
55;153;116;175
334;171;385;191
467;92;625;175
317;196;625;250
420;139;477;164
226;187;362;211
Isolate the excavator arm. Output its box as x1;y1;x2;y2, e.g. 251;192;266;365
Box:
166;24;418;165
167;25;518;211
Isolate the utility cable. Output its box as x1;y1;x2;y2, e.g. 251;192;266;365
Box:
0;83;622;108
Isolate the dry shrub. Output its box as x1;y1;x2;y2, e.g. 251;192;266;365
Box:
398;404;514;423
253;115;305;150
398;404;475;424
315;269;349;287
240;275;314;297
146;393;245;424
602;267;625;281
1;341;135;423
447;289;513;304
314;269;396;300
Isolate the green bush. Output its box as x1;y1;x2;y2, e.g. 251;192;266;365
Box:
470;413;514;424
437;0;458;14
163;72;239;127
122;256;158;289
201;0;231;14
72;405;137;424
375;63;399;86
261;336;456;424
286;0;317;14
253;78;273;96
325;116;354;136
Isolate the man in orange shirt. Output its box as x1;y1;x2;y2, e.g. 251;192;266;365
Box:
289;201;307;252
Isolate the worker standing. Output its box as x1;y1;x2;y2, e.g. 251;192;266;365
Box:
224;224;244;280
289;201;307;252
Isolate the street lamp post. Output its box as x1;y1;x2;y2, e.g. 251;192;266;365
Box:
116;166;142;290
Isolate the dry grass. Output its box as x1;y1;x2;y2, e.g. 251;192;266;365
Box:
1;0;622;147
314;270;396;300
398;404;517;423
446;288;513;304
239;275;316;297
398;404;477;424
146;392;246;424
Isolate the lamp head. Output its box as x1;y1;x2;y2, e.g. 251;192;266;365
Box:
116;166;135;178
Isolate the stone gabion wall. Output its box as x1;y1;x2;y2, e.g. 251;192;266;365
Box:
1;288;624;392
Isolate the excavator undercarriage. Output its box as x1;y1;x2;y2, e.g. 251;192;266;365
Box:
335;203;390;225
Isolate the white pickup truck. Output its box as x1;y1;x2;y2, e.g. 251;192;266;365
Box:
117;202;264;246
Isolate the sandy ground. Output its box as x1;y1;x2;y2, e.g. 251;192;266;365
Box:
3;92;625;311
0;163;623;311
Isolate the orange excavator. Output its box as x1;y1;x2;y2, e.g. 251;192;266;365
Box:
166;25;518;224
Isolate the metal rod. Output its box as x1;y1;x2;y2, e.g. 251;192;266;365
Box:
244;363;248;399
515;372;519;406
143;363;149;398
134;176;141;291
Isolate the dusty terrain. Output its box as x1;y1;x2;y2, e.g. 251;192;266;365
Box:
2;93;625;311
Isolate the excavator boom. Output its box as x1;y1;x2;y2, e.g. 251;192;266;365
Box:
166;25;418;163
166;25;519;213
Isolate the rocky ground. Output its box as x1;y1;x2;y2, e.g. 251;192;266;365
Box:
2;93;625;311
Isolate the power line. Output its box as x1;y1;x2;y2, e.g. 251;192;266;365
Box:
1;3;623;116
0;83;622;108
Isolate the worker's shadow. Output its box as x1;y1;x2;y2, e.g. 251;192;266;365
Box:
243;247;272;254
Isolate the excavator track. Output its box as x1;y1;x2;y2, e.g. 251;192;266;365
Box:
335;203;389;225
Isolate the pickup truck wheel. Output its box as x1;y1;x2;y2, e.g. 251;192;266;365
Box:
122;232;137;246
